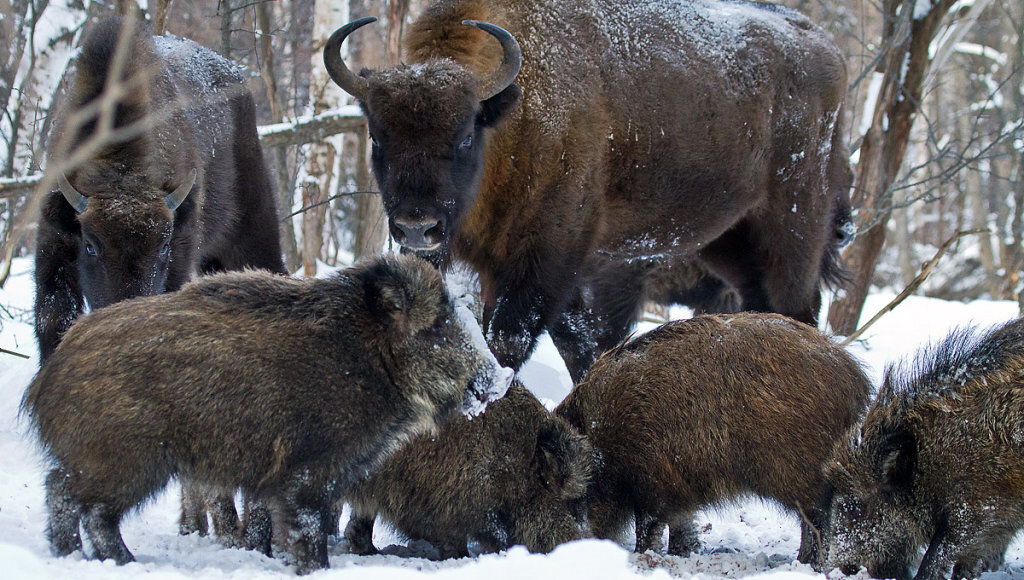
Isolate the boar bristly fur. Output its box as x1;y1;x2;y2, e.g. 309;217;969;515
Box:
344;383;593;559
824;318;1024;580
22;254;502;574
556;313;871;566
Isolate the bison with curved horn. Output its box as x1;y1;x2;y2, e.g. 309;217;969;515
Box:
33;15;287;552
325;0;854;382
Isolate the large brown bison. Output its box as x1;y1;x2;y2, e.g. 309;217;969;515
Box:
34;15;286;363
33;15;287;550
325;0;853;381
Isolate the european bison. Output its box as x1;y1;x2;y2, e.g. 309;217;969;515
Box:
556;313;871;565
343;382;592;559
324;0;853;381
21;254;511;574
34;15;286;362
824;319;1024;580
34;15;287;545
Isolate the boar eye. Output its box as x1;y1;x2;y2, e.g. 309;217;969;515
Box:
431;318;447;336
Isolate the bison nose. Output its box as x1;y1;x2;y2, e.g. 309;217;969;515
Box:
391;217;444;251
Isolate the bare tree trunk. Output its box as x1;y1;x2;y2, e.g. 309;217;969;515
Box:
345;0;388;261
256;0;301;272
386;0;410;66
828;0;962;334
219;0;234;57
150;0;174;35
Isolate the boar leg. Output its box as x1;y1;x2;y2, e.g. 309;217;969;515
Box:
916;512;994;580
797;506;828;569
241;496;273;556
667;516;701;557
276;471;336;573
81;504;133;564
178;478;210;536
634;509;666;554
45;467;82;557
343;511;378;555
207;490;241;544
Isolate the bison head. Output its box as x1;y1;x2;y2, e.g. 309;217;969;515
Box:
57;167;195;309
324;17;521;268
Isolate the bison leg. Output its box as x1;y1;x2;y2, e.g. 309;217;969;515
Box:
634;509;666;554
342;511;378;556
45;467;83;557
242;495;273;556
81;504;133;564
667;517;702;557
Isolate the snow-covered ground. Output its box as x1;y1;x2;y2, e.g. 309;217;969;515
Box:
2;255;1024;579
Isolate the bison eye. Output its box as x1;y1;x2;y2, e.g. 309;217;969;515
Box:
84;242;98;257
159;244;171;258
458;135;473;150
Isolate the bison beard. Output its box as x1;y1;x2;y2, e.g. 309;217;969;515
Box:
33;15;287;555
325;0;855;383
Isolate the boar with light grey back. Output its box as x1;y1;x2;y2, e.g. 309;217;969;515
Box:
556;313;871;566
343;382;593;559
824;318;1024;580
21;254;509;574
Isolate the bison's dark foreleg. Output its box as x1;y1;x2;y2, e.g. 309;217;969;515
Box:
82;504;134;564
45;467;83;557
343;511;378;556
548;287;603;384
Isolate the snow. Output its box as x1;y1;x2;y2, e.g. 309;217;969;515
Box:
3;255;1024;579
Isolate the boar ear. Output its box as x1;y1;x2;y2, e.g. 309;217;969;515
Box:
363;265;414;332
536;421;592;499
877;430;916;492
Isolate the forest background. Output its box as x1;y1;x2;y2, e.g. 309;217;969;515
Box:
1;0;1022;338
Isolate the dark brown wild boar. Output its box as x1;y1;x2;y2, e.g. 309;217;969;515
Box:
21;254;510;574
343;383;593;559
824;318;1024;580
556;313;871;566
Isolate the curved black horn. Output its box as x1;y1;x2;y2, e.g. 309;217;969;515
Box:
165;168;197;211
58;173;88;213
462;20;522;101
323;17;376;102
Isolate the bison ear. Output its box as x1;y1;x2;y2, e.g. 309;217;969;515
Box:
877;430;916;492
478;83;521;128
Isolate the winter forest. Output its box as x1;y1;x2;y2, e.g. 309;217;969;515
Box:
2;0;1024;579
1;0;1022;319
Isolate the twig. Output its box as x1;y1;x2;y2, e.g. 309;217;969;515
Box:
1;347;30;360
283;190;379;220
839;228;987;346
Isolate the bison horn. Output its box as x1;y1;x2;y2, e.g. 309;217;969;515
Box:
165;168;197;211
57;172;88;213
323;17;375;102
462;20;522;101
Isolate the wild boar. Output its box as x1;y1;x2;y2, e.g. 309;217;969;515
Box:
824;318;1024;580
556;313;871;565
22;254;510;574
343;383;593;559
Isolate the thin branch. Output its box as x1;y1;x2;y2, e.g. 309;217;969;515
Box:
839;228;987;346
1;347;31;360
283;190;380;220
